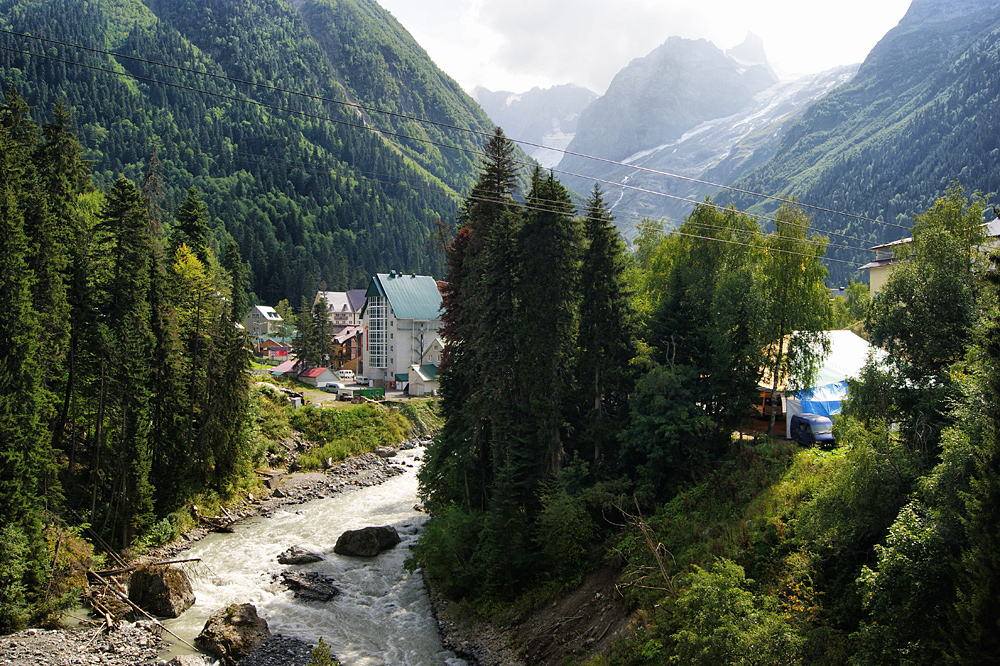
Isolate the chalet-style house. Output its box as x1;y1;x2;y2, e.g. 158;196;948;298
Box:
361;272;443;391
314;289;367;328
243;305;283;339
314;289;367;372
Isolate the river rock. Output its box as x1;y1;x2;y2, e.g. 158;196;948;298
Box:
279;571;340;602
375;447;397;458
333;525;401;557
277;545;324;565
127;564;195;618
194;603;271;666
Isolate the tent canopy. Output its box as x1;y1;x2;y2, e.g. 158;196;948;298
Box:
783;330;886;438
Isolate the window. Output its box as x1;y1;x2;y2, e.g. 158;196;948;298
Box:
367;296;388;369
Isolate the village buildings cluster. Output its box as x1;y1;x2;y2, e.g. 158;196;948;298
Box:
243;271;444;397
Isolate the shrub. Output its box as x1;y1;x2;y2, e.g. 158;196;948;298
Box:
671;558;803;666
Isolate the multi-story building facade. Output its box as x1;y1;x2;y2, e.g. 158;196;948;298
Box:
361;272;442;390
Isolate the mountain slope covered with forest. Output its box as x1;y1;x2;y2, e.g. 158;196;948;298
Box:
722;0;1000;284
0;0;499;302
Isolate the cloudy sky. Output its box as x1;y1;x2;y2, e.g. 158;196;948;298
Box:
376;0;912;94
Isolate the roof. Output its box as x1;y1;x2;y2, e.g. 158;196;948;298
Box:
249;305;282;320
271;359;297;374
363;272;442;320
347;289;367;312
858;258;899;271
315;291;356;314
298;367;331;378
394;372;410;382
333;325;363;344
411;364;439;381
759;330;888;391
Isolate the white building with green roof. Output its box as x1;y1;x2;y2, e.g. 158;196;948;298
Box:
361;271;443;391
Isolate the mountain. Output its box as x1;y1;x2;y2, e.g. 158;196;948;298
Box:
553;34;854;229
473;83;597;169
723;0;1000;284
0;0;500;303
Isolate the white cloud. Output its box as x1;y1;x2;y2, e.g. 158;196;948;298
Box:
376;0;911;94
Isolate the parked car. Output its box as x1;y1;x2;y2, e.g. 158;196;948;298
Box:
336;369;355;382
790;413;835;448
320;382;345;393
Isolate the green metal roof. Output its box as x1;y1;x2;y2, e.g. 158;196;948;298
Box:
363;273;442;320
394;373;410;382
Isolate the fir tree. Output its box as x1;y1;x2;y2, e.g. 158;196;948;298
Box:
0;90;52;624
575;185;638;464
172;187;211;265
515;169;582;482
99;177;156;547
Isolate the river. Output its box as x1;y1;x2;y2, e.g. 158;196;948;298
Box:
160;447;467;666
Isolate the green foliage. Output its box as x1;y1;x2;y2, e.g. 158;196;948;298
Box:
407;503;484;598
308;638;340;666
0;525;31;634
854;502;953;665
670;559;803;666
289;404;410;466
618;362;721;502
0;0;507;303
535;488;596;584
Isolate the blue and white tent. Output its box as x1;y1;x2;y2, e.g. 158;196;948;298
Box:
784;330;886;439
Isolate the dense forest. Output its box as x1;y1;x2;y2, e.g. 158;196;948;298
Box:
0;94;431;632
413;130;1000;664
0;0;507;303
717;2;1000;286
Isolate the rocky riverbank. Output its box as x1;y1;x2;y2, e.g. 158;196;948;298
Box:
1;444;426;666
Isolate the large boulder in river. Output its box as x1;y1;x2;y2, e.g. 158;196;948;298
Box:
128;564;195;618
195;603;271;666
277;545;323;565
333;526;401;557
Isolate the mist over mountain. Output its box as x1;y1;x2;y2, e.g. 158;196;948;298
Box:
473;83;596;169
550;33;847;228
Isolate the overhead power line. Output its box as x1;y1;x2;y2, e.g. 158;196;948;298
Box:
0;35;881;264
0;28;908;234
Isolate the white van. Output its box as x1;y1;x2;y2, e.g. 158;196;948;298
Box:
336;369;355;382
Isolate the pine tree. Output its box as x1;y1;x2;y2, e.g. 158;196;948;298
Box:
172;187;211;264
515;169;582;482
575;185;638;464
99;177;156;547
0;89;52;623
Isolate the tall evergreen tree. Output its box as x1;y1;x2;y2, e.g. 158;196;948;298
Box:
99;177;156;547
515;169;582;482
172;187;211;264
0;90;53;627
426;128;521;511
575;185;638;464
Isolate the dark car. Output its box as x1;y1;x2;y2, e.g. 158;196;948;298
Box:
790;413;835;448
